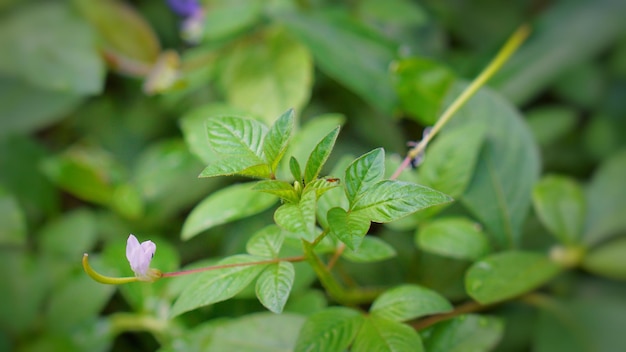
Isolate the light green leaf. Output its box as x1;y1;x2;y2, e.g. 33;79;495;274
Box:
170;255;268;317
0;2;104;94
0;192;26;247
274;191;316;242
200;157;271;179
256;262;295;314
288;114;345;173
264;109;295;173
182;183;277;240
295;307;364;352
202;0;263;40
220;27;313;124
290;156;303;182
246;225;284;258
206;116;267;160
303;178;341;198
39;209;96;257
465;251;561;304
327;207;370;251
533;175;586;244
342;237;397;263
253;180;299;204
370;284;452;322
353;180;452;223
417;217;490;261
352;316;423;352
304;126;340;184
345;148;385;205
582;236;626;280
424;314;504;352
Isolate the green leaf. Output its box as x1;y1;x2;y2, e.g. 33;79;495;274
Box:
246;225;284;258
392;57;455;125
253;180;299;204
345;148;385;205
182;183;277;240
202;0;263;40
0;192;26;247
170;255;268;317
465;251;561;304
584;150;626;245
200;157;271;179
352;316;423;352
418;125;486;198
264;109;296;173
526;106;578;146
424;314;504;352
206;116;268;160
532;175;586;244
342;236;397;263
256;262;295;314
39;209;96;257
582;237;626;280
303;178;341;198
0;2;104;94
444;84;540;249
327;207;370;251
295;307;364;352
417;217;490;261
290;156;303;182
278;10;397;113
274;191;317;242
304;126;340;184
352;180;452;223
220;27;313;124
370;284;453;322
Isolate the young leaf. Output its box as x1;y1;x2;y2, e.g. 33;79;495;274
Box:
370;284;453;322
274;191;317;241
289;156;303;182
256;261;295;314
344;148;385;205
342;236;397;263
206;116;267;160
295;307;364;352
304;126;340;184
352;180;452;223
264;109;295;173
246;225;285;258
182;183;277;240
170;255;268;317
327;207;370;251
532;175;586;244
200;157;271;179
582;237;626;280
352;316;423;352
252;180;299;204
424;314;504;352
465;251;561;304
304;178;341;198
417;217;490;261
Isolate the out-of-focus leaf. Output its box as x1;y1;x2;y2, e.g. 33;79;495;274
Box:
352;316;423;352
465;251;561;304
256;261;295;314
39;209;96;258
295;307;363;352
0;191;26;247
202;0;263;40
0;2;104;94
342;236;396;263
417;217;490;261
182;183;277;240
582;237;626;280
220;27;313;125
370;284;452;322
327;207;370;251
424;314;504;352
358;0;427;26
274;191;316;242
526;106;578;146
552;63;604;108
304;127;340;184
278;9;397;113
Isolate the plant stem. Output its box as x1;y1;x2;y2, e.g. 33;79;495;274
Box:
161;255;306;278
410;300;490;330
390;24;531;180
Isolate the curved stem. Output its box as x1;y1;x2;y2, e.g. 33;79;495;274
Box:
82;254;140;284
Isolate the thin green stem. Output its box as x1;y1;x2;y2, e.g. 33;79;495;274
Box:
82;254;143;284
391;24;531;180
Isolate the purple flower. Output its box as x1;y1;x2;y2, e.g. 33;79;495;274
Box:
126;234;156;277
166;0;201;18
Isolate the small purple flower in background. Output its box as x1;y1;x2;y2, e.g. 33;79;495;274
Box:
126;234;156;278
166;0;205;44
166;0;201;17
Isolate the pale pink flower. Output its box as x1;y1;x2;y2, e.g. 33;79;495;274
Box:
126;234;156;277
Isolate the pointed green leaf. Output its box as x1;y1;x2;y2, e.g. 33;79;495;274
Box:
170;255;268;317
290;156;303;182
274;191;317;241
246;225;284;258
182;183;277;240
200;157;271;179
466;251;561;304
256;261;295;314
424;314;504;352
417;217;490;261
582;237;626;280
342;236;396;263
533;175;586;244
253;180;299;204
264;109;295;172
206;116;267;160
345;148;385;204
304;177;341;198
352;180;452;223
371;284;452;322
327;207;370;251
295;307;364;352
352;316;423;352
304;126;340;184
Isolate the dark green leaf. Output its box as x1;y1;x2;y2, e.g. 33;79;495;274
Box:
264;109;296;173
253;180;299;204
290;156;303;182
304;126;340;184
417;217;490;261
327;207;370;251
295;307;364;352
352;316;423;352
582;237;626;280
370;284;453;322
246;225;284;258
0;192;26;247
526;106;578;146
465;251;561;304
39;209;97;257
424;314;504;352
345;148;385;205
274;191;317;242
256;262;295;314
342;237;397;263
